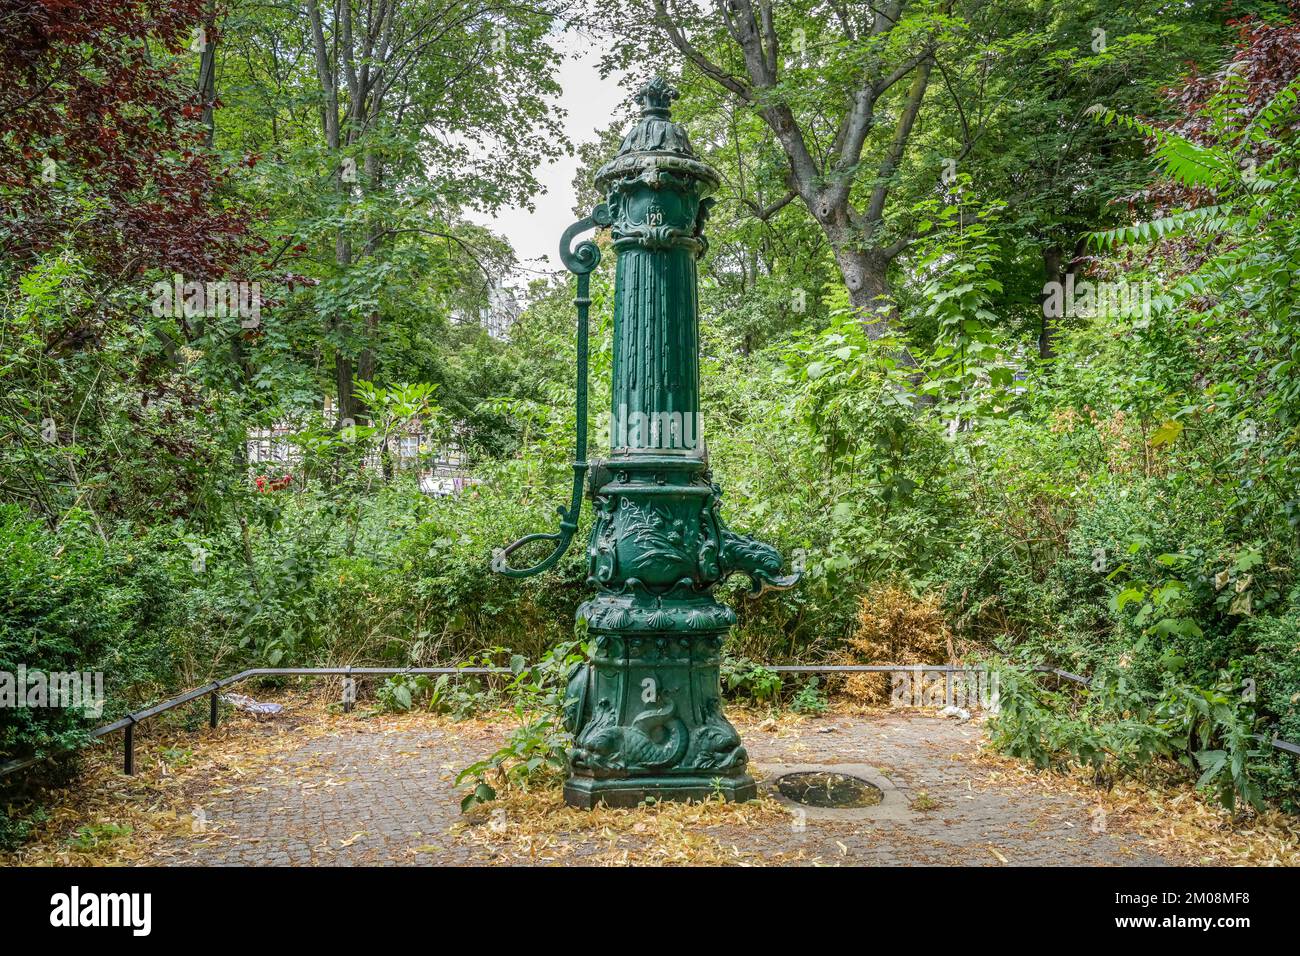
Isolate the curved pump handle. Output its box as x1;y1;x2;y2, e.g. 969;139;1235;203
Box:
492;205;612;578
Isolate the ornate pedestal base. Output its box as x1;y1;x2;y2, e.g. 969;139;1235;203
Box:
562;622;757;809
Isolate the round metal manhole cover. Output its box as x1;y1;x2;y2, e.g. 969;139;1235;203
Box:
775;771;883;809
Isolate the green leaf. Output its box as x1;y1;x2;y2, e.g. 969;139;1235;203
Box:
1149;420;1183;447
1193;749;1227;789
1115;587;1145;611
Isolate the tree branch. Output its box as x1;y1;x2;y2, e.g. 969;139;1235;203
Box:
744;188;798;221
864;54;933;227
655;0;753;101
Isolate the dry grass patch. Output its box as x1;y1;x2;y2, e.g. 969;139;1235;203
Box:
837;581;972;705
455;787;804;866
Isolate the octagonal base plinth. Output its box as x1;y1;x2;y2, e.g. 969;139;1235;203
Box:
564;773;757;809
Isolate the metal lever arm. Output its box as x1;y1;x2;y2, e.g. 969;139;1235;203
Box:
492;205;610;578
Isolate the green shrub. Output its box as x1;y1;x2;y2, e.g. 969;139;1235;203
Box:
789;677;829;715
989;662;1272;811
0;506;183;759
1239;612;1300;810
0;506;185;847
721;656;782;705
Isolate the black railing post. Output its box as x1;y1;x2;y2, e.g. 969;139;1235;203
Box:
209;690;218;729
123;719;135;776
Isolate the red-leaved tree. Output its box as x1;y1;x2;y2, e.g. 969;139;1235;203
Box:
0;0;255;286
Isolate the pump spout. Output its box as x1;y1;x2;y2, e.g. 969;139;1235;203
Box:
491;207;610;578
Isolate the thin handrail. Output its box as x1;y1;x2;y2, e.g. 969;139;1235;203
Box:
2;662;1295;777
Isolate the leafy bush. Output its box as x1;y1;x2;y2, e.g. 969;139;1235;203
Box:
0;506;187;847
720;656;783;706
989;662;1270;811
789;677;829;715
1239;612;1300;811
0;507;184;758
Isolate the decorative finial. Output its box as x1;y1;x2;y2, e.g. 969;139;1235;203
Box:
635;76;678;117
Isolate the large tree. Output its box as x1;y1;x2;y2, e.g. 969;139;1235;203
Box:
588;0;960;337
945;0;1229;357
0;0;259;522
0;0;252;289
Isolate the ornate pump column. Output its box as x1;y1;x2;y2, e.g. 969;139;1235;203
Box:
566;76;800;809
495;77;798;808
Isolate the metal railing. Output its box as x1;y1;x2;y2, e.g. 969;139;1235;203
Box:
0;666;506;779
1;662;1296;778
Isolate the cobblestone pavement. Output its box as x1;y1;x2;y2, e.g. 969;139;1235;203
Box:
738;712;1167;866
152;710;1170;866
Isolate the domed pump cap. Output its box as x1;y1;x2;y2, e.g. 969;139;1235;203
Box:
595;76;720;193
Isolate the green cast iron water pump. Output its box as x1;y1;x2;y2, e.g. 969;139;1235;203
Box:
494;76;799;808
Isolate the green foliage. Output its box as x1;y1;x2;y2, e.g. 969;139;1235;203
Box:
778;306;962;579
989;662;1268;811
0;506;182;760
375;669;494;718
68;822;133;854
3;0;1298;844
789;677;830;716
1240;613;1300;812
376;674;423;713
0;504;193;845
455;639;589;811
910;184;1016;424
721;657;783;706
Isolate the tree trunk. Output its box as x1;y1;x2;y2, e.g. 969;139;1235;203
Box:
333;223;356;425
196;2;217;148
356;151;383;411
833;244;893;339
335;352;356;426
1040;237;1087;359
650;0;936;339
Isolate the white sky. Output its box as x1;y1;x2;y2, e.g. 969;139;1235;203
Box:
469;29;629;282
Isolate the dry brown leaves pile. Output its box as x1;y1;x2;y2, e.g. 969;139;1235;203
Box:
0;691;475;867
6;686;1295;868
3;706;312;867
4;693;807;868
972;747;1300;866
